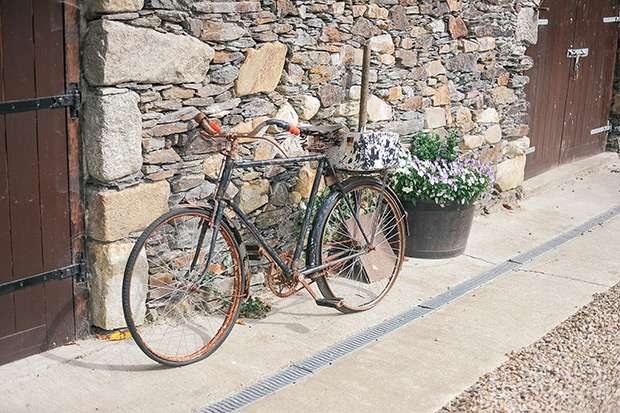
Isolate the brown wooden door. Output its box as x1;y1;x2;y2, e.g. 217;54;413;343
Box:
524;0;619;179
0;1;83;365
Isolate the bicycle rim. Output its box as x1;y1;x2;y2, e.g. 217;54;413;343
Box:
316;181;405;313
122;208;244;366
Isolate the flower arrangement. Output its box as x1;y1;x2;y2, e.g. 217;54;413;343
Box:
389;131;494;206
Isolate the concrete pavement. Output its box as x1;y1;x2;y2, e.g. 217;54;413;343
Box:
1;152;619;412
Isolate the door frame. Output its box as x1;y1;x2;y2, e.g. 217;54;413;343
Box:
65;0;88;339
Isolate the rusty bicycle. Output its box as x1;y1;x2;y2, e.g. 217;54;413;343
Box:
122;112;407;366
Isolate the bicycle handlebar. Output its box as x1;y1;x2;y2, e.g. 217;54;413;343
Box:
193;112;299;137
264;119;300;136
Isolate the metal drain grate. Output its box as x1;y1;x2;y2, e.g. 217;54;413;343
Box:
198;204;620;412
198;366;312;413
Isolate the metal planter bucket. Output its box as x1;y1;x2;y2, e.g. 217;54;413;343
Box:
403;200;475;259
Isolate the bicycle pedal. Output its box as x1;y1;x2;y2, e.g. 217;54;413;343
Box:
246;243;262;260
315;298;344;308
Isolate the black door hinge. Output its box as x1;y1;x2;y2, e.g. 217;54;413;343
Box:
0;253;87;296
0;83;81;119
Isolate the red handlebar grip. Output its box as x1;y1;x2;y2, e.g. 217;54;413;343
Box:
289;125;300;135
209;121;221;133
194;112;221;134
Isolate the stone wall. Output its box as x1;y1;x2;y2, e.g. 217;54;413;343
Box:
81;0;537;329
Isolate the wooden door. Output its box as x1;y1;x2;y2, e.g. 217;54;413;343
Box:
560;1;619;163
0;0;83;365
524;0;619;179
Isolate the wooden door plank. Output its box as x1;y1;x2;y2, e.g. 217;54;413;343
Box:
2;0;47;335
0;4;18;339
561;0;597;160
35;0;71;269
0;53;12;287
33;0;75;347
0;116;17;338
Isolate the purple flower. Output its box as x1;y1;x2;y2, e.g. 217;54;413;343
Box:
390;149;494;205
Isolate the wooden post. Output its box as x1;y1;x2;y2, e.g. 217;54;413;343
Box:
358;42;371;132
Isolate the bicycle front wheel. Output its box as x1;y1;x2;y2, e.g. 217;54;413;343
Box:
122;207;245;366
310;178;406;313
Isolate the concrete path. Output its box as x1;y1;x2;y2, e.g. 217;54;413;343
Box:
1;153;619;412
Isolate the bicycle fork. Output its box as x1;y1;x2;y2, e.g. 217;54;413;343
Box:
193;156;237;288
188;200;227;289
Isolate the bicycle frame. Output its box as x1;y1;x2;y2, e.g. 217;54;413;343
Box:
122;114;409;366
201;151;388;286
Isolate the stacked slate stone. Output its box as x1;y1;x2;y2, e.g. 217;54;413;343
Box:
81;0;539;329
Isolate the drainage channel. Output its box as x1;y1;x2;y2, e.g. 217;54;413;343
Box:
198;204;620;413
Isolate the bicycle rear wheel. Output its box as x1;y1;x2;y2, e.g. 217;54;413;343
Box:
310;177;405;313
122;207;245;366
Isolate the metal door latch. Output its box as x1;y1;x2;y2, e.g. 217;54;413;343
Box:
567;48;589;79
603;15;620;23
591;121;612;135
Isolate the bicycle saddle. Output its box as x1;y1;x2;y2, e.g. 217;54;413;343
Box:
299;124;349;138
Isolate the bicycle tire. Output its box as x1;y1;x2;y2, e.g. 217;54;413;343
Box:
309;177;405;313
122;207;245;366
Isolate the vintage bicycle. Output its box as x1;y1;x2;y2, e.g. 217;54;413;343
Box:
122;112;407;366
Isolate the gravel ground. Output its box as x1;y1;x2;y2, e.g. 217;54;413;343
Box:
441;281;620;412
